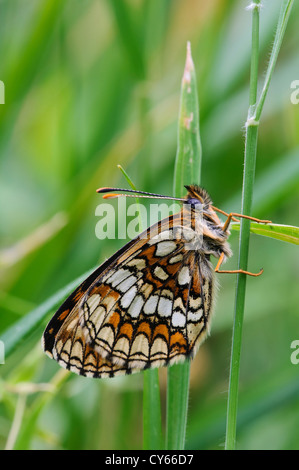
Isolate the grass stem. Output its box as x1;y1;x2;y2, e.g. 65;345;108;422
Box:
225;0;294;449
117;166;163;450
166;41;201;450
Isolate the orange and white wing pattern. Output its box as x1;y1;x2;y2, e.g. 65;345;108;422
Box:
43;214;214;378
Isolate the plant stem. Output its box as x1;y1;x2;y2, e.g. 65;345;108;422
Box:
166;361;191;449
116;166;163;450
5;394;27;450
225;0;260;450
255;0;294;121
225;126;258;450
248;2;260;107
166;41;201;450
143;368;163;449
225;0;294;449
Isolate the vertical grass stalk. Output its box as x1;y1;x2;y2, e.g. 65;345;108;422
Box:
143;368;163;449
225;0;294;450
166;41;202;450
117;165;163;450
128;180;163;450
225;2;260;450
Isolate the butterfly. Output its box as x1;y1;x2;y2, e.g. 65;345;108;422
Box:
42;185;270;378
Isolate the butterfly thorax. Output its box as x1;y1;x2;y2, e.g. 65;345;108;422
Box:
183;185;232;262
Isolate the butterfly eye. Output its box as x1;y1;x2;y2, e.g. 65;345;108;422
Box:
186;198;202;208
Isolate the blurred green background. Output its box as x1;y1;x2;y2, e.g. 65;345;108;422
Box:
0;0;299;450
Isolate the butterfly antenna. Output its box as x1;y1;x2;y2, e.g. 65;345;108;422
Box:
97;187;185;202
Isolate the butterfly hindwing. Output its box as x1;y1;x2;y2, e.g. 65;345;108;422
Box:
49;303;130;378
80;220;213;374
43;212;214;378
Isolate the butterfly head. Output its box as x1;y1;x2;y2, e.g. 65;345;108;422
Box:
184;184;223;226
185;185;210;207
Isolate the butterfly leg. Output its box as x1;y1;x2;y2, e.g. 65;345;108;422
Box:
214;252;263;277
222;212;271;232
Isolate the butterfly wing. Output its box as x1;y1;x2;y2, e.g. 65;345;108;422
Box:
43;233;146;377
44;302;130;378
43;213;214;378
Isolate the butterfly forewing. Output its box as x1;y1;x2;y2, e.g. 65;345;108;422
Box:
43;210;214;378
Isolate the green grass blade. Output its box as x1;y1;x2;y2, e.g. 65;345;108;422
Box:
143;369;163;449
231;222;299;245
255;0;294;121
116;165;163;450
225;0;261;450
109;0;145;80
225;0;294;450
166;41;202;450
173;43;202;197
117;164;143;233
13;369;69;450
166;361;191;449
0;269;95;359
